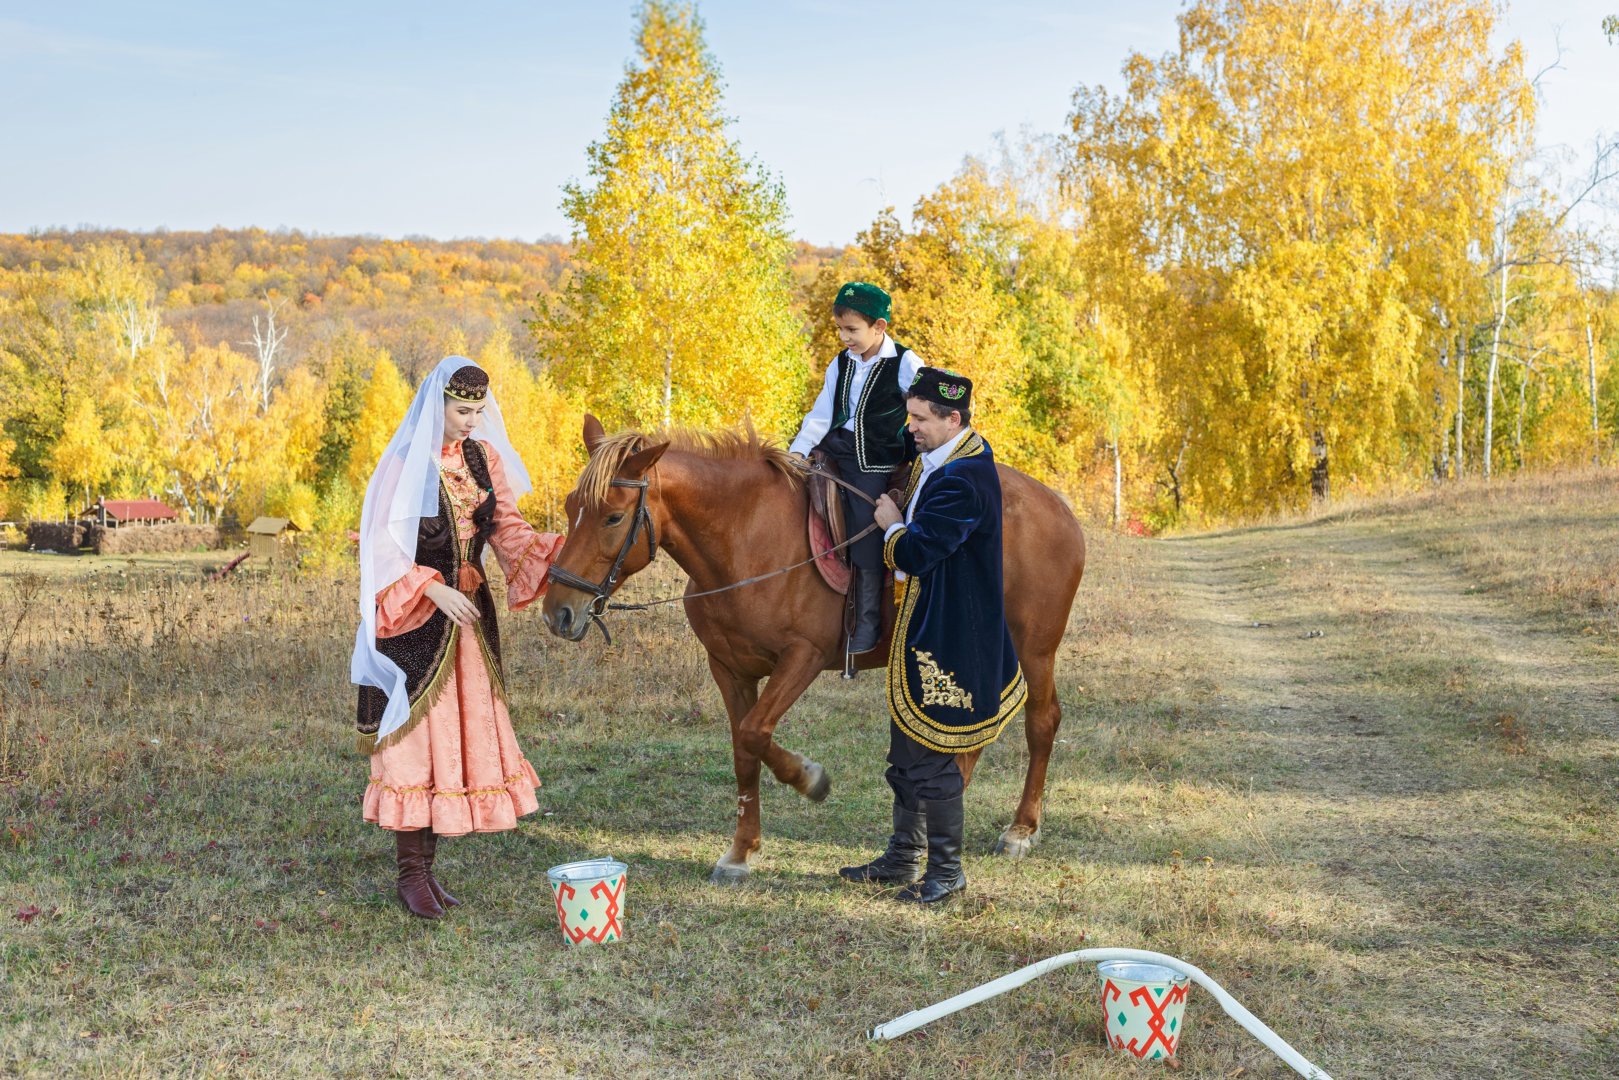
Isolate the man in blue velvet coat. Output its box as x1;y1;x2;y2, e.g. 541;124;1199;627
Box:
837;369;1025;905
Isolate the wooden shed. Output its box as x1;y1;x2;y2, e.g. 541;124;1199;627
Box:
246;517;301;561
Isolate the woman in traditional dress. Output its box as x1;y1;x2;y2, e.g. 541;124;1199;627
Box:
351;356;564;919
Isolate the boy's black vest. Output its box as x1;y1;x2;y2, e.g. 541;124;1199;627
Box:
828;343;914;474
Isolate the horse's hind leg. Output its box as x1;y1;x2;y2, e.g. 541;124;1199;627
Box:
995;649;1060;858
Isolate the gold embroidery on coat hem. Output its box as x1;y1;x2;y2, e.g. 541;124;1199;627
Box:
914;649;973;710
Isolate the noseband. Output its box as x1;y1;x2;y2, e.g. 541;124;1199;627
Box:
544;477;656;644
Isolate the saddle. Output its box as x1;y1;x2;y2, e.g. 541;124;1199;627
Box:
805;448;909;597
806;449;852;595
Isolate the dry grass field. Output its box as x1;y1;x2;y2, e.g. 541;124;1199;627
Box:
2;468;1616;1078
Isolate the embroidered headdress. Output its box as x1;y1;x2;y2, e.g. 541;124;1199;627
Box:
907;367;973;412
445;365;489;402
832;281;892;323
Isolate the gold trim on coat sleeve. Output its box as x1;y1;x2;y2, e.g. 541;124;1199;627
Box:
883;526;907;571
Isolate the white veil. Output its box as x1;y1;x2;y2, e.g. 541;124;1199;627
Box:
350;355;533;747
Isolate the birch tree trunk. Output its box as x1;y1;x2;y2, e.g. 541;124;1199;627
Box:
1483;222;1509;480
1454;332;1467;480
1111;440;1123;527
245;294;288;414
663;346;673;430
1587;315;1601;464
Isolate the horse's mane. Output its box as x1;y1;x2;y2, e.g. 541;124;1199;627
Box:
573;424;801;509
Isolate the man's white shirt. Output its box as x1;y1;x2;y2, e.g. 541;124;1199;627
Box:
884;426;973;582
788;335;926;457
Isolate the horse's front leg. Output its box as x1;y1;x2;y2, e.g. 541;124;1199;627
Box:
707;655;763;884
709;643;831;884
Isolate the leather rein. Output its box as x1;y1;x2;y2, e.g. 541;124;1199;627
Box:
544;460;883;645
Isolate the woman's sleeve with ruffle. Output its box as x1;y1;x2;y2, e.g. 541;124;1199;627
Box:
375;565;444;637
484;443;566;611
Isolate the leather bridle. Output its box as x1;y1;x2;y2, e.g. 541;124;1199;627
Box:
543;477;656;644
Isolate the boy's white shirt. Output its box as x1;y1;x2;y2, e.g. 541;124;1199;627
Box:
788;334;926;456
883;425;973;583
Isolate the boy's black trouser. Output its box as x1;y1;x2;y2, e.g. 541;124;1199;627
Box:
819;428;893;572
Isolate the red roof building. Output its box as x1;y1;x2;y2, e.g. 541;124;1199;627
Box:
81;498;180;526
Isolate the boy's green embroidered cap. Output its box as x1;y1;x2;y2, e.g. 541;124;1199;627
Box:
907;368;973;412
832;281;891;323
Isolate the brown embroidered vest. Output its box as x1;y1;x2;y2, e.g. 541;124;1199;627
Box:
355;439;506;753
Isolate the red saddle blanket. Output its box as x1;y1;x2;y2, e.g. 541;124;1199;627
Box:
809;509;852;596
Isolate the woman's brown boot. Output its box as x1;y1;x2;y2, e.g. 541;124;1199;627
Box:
395;829;444;919
421;830;461;908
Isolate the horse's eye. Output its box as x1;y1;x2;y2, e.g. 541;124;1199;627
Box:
604;513;626;528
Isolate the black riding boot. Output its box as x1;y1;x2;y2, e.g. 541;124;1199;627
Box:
848;568;885;654
838;799;926;884
895;795;966;904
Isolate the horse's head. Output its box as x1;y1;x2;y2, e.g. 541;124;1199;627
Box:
541;414;668;642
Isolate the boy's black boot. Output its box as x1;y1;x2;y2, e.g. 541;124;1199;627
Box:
895;795;966;905
848;569;884;654
838;799;926;884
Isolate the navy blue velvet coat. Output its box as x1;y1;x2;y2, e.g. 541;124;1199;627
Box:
882;431;1025;754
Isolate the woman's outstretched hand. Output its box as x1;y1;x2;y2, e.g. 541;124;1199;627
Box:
426;582;480;627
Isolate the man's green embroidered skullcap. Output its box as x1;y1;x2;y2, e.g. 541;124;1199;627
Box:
832;281;891;323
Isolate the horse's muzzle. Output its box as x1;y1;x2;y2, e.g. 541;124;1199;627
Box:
543;603;590;642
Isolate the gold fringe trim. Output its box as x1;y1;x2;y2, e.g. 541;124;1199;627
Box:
357;623;462;755
471;622;508;705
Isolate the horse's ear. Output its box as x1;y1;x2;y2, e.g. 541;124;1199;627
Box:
582;414;606;453
621;441;669;479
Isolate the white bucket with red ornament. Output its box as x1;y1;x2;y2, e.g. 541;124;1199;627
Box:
1098;959;1192;1061
546;858;627;946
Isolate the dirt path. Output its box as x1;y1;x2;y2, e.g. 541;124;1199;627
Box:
1167;518;1618;767
1146;518;1619;1077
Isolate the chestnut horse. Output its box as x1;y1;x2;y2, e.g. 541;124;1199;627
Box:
541;415;1085;883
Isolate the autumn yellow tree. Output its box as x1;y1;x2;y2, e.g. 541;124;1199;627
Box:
474;326;583;529
125;342;264;522
48;394;114;508
536;0;808;437
344;351;412;496
829;146;1152;519
1066;0;1532;516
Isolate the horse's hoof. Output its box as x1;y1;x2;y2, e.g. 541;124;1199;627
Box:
709;861;751;885
801;760;832;804
992;825;1039;858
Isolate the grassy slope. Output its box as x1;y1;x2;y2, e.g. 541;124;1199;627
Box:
1;469;1615;1078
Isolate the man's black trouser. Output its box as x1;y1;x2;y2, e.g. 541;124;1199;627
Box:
818;428;893;572
885;721;964;810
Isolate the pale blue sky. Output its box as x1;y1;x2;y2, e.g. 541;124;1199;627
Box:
1;1;1614;245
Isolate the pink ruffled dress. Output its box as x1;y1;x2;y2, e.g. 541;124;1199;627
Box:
363;440;564;835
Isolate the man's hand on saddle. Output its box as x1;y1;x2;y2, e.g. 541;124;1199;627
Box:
874;493;903;531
